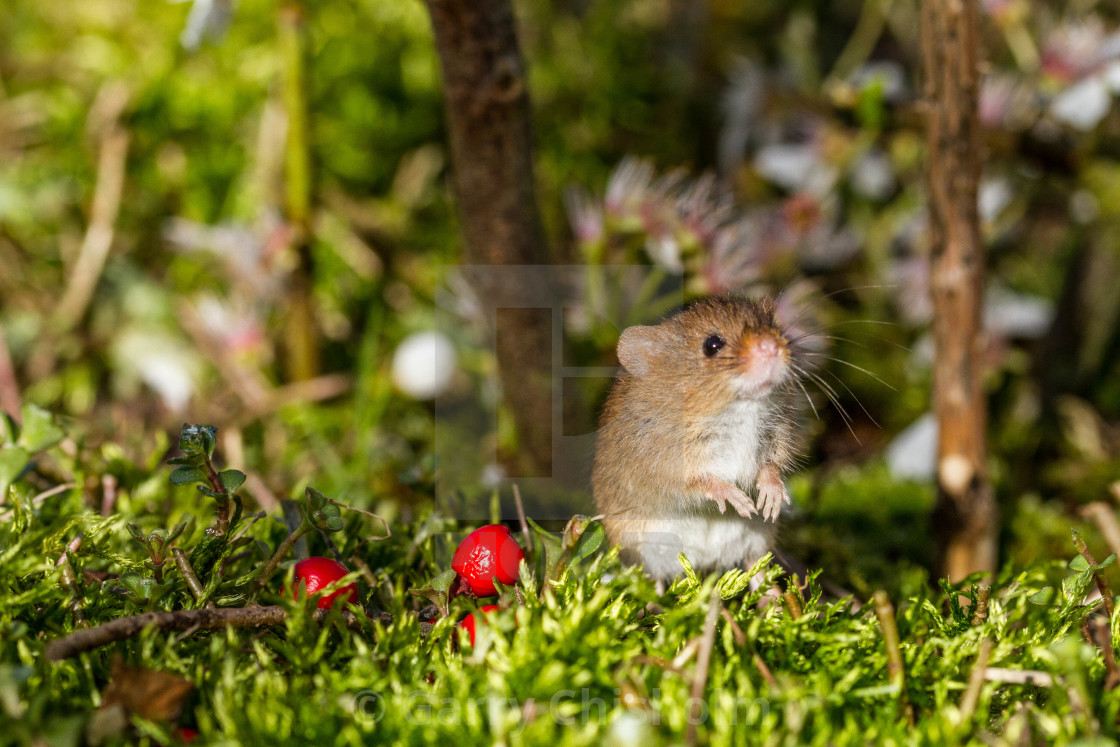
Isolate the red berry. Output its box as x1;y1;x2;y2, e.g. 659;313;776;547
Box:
458;604;501;646
451;524;525;596
176;727;198;743
290;557;358;609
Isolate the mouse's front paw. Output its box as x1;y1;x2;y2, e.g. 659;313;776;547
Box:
755;464;790;523
695;477;756;518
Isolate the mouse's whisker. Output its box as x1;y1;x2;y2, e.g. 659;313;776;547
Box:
790;375;820;422
796;353;897;392
788;332;865;349
800;371;848;423
787;323;912;354
814;365;881;430
794;364;862;443
779;283;900;329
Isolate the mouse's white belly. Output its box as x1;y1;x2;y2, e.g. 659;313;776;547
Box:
616;511;776;581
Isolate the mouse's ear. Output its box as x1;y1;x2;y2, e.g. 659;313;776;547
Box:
617;325;661;377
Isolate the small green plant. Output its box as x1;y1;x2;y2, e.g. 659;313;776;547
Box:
167;425;246;577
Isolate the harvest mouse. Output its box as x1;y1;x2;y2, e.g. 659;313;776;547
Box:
591;296;801;583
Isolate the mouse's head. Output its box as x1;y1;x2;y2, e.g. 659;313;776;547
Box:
617;296;792;405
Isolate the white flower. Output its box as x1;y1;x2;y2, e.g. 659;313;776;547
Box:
978;177;1013;223
391;331;457;400
850;149;895;201
1105;60;1120;93
885;412;938;482
849;61;908;102
1050;76;1112;131
113;330;201;412
753;143;819;192
177;0;232;51
563;186;604;243
984;286;1054;339
644;232;683;273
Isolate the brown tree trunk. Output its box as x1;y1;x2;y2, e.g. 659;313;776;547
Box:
425;0;556;475
922;0;997;580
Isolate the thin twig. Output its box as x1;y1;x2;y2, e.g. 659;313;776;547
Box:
251;521;313;593
971;584;991;625
320;529;344;564
959;638;992;721
325;496;391;542
244;472;281;513
512;484;532;556
672;638;701;669
100;474;118;517
982;668;1053;687
266;375;350;412
873;589;911;722
686;587;721;746
0;324;21;419
56;534;87;627
783;574;804;620
1087;617;1120;691
230;510;267;543
719;608;746;647
629;655;686;675
1072;532;1115;620
278;2;320;382
172;548;214;608
44;604;384;661
54;84;130;330
752;653;777;688
0;482;76;522
1081;502;1120;561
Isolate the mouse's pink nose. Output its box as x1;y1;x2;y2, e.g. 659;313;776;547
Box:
755;337;781;357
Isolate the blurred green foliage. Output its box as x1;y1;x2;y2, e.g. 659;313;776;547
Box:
4;0;1120;740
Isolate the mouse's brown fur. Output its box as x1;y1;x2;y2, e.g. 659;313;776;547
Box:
591;296;802;581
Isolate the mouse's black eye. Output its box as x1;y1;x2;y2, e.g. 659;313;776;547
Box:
702;335;725;357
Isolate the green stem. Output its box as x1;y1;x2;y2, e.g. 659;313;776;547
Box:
873;590;904;691
172;547;213;608
278;2;320;382
200;450;232;537
251;520;313;595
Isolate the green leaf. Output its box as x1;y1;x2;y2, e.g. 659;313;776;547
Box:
219;469;246;493
527;516;563;581
1071;553;1117;572
178;424;218;458
1028;587;1056;605
169;466;205;486
196;485;226;499
431;569;457;593
126;523;145;543
310;500;343;533
167;519;192;544
305;487;326;511
0;445;30;496
562;516;605;565
716;568;752;600
668;554;701;602
16;404;64;453
0;412;16;445
408;569;458;618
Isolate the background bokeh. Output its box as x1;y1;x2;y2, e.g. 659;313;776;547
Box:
3;0;1120;595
